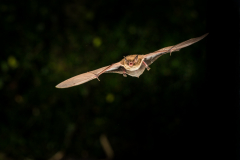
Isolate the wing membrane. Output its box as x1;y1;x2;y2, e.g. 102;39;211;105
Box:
56;62;123;88
144;33;208;65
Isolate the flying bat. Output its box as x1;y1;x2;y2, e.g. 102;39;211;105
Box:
56;33;208;88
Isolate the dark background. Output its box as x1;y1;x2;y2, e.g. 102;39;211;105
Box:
0;0;238;159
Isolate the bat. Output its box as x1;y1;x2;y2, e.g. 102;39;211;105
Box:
56;33;208;88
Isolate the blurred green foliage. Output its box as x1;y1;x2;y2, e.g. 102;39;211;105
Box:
0;0;206;159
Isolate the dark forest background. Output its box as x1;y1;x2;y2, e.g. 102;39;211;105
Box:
0;0;238;159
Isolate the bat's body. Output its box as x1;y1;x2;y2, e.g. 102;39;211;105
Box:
107;55;146;77
56;33;208;88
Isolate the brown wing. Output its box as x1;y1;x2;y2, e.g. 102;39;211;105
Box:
56;62;123;88
143;33;208;65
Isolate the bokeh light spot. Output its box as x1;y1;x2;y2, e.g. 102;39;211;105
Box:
93;37;102;47
8;56;18;69
106;93;114;103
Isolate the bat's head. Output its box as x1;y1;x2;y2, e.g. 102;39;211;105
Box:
124;55;138;67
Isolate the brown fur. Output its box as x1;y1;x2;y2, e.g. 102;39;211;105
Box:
121;55;145;71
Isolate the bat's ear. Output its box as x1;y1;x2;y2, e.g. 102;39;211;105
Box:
124;56;128;63
134;55;138;63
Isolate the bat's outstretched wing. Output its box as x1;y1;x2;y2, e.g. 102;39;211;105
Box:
143;33;208;66
56;62;123;88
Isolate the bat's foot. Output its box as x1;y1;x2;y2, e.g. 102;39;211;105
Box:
93;73;100;81
122;68;127;77
142;61;150;71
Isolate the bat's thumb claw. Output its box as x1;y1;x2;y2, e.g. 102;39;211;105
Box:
168;46;175;56
93;73;100;81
